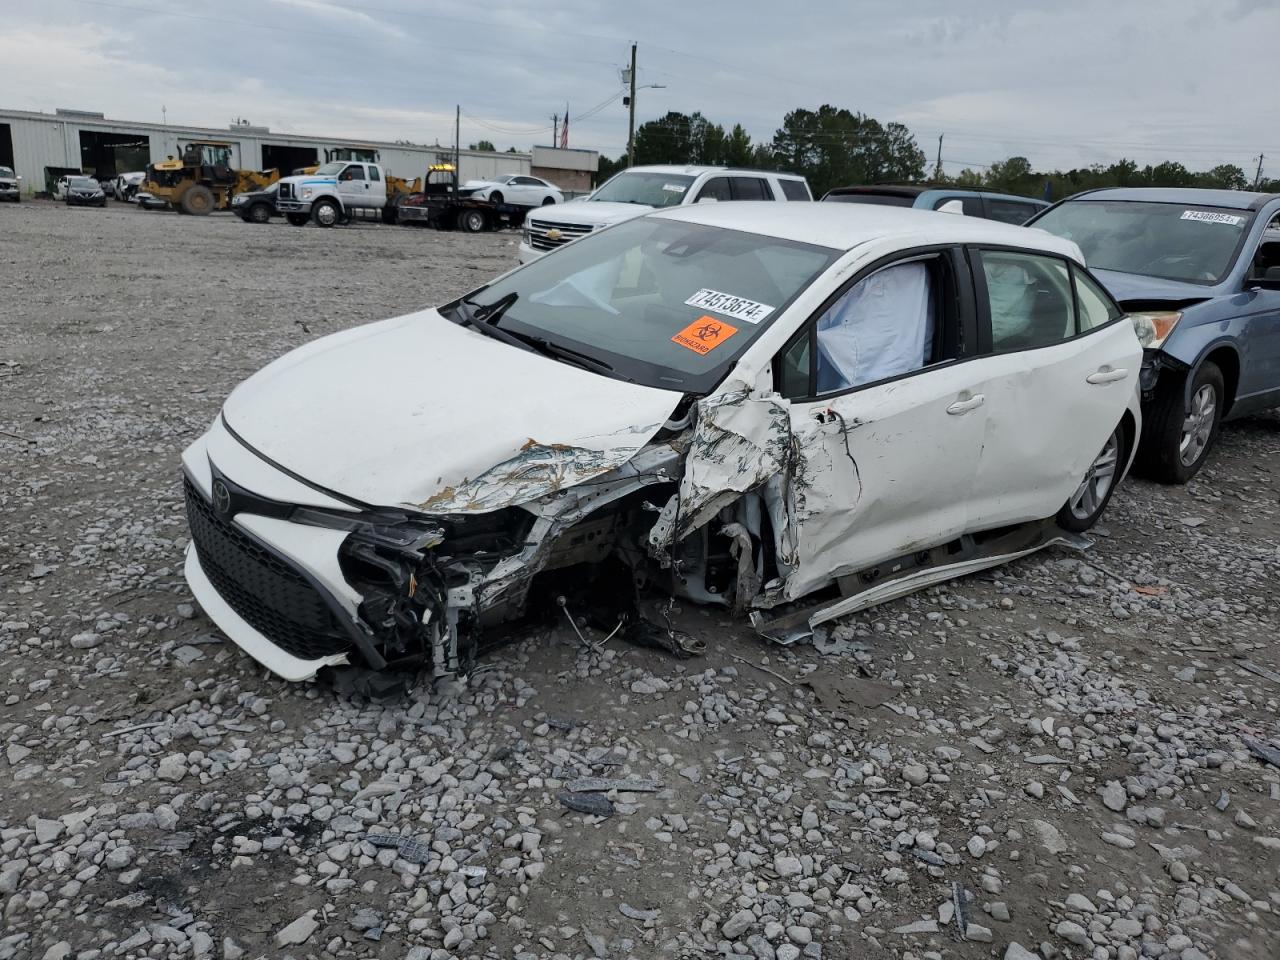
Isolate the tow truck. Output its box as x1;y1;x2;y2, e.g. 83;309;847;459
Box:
394;164;531;232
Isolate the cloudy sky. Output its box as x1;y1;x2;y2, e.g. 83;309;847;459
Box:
4;0;1279;178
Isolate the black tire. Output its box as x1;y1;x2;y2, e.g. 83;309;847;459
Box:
1057;421;1127;533
286;213;309;227
489;191;504;205
312;198;340;227
1136;361;1224;484
458;208;486;233
381;198;399;225
541;196;555;205
248;203;271;224
181;185;215;215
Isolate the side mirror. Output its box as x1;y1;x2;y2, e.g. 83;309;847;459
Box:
936;199;965;215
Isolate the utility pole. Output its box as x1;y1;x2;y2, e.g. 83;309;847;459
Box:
934;133;944;181
454;105;460;196
552;113;559;147
1254;153;1265;190
627;43;637;168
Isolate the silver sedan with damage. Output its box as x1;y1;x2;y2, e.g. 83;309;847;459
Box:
181;203;1142;684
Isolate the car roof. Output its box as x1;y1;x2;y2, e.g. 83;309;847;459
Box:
1071;187;1279;211
652;202;1083;261
626;164;806;181
824;184;1047;205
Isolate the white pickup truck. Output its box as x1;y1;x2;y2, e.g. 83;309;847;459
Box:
518;164;812;263
275;160;395;227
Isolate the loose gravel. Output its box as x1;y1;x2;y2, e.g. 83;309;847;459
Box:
2;200;1279;960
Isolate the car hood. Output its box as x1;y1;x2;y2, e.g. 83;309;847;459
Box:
461;179;501;189
528;200;654;228
1089;268;1217;306
221;309;683;513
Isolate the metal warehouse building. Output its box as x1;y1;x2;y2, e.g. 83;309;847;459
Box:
0;107;598;197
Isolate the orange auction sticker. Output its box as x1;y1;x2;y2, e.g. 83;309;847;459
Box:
671;316;739;355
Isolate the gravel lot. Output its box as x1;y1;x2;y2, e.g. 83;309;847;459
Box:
2;199;1279;960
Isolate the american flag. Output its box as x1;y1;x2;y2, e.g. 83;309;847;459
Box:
560;104;569;148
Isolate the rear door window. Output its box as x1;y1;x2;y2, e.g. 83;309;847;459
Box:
977;249;1075;351
985;199;1037;224
729;177;770;200
778;179;812;201
695;178;732;202
368;165;381;182
932;195;983;216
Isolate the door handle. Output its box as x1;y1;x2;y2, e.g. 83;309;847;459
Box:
1086;367;1128;384
946;394;985;415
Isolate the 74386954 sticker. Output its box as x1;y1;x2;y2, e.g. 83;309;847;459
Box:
671;316;739;356
683;288;774;324
1180;210;1244;226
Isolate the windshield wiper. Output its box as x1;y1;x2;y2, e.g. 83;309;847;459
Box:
515;334;619;377
453;292;533;353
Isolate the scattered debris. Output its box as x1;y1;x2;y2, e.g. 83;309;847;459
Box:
557;792;616;818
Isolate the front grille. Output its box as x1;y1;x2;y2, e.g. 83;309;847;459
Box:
278;182;293;200
526;217;594;252
184;476;353;661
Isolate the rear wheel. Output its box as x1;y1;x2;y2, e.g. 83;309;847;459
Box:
541;196;555;205
181;185;215;215
286;212;309;227
248;203;271;224
1136;361;1224;484
1057;422;1126;532
489;190;504;205
312;199;339;227
458;208;486;233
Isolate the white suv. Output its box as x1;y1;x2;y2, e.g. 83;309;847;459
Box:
518;164;811;263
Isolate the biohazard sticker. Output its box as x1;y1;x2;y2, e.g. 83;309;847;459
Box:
672;316;739;355
683;288;774;323
1180;210;1244;226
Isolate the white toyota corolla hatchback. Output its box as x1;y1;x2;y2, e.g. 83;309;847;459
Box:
182;203;1142;682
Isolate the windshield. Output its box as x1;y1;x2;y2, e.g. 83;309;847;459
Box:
448;216;839;392
591;172;696;207
313;162;345;176
0;167;14;178
70;177;98;188
1033;200;1254;285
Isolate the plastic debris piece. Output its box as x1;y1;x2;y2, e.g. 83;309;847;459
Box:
363;833;432;864
1238;659;1280;685
618;903;659;921
566;777;663;794
952;881;971;939
558;791;616;818
1242;735;1280;769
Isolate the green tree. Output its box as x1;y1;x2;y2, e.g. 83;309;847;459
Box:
769;105;926;197
1198;164;1248;190
468;140;496;152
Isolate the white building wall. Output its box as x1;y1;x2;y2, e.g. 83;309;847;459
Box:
1;108;542;196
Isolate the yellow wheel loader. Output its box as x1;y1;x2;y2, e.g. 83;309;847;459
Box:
142;141;280;215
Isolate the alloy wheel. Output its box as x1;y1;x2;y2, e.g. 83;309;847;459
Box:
1179;383;1216;467
1068;428;1121;521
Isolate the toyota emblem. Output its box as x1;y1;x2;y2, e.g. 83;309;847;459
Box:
211;479;232;516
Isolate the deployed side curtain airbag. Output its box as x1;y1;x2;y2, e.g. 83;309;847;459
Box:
816;262;934;394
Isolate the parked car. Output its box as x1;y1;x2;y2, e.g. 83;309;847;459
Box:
0;165;19;202
181;203;1140;682
230;182;280;224
63;176;107;207
518;165;813;264
112;171;147;202
458;174;562;207
824;185;1048;224
1029;188;1280;482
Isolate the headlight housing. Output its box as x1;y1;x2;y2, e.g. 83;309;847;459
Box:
521;224;531;244
1130;311;1182;349
301;186;314;199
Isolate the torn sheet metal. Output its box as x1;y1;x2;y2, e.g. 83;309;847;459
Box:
647;383;792;553
417;428;658;513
